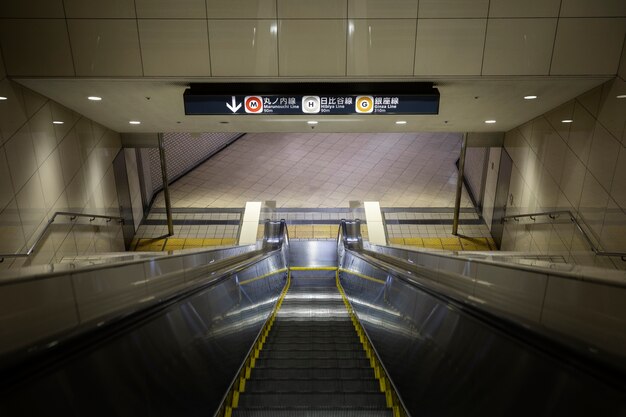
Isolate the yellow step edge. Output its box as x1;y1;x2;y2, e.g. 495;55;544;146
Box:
336;276;398;413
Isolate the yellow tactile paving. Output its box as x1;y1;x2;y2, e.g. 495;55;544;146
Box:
164;245;184;251
135;238;167;251
386;235;494;251
403;237;423;246
313;225;333;239
440;237;461;245
203;238;224;246
184;238;204;246
294;225;314;239
421;238;444;249
221;238;237;245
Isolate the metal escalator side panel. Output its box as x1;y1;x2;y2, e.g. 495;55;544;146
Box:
338;252;626;417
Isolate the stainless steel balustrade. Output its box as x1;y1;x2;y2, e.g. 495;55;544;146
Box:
502;210;626;261
337;220;626;416
0;221;290;417
0;211;124;263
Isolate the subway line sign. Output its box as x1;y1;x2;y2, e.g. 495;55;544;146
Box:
183;83;440;116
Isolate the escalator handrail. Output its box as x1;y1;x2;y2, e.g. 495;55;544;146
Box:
367;241;626;289
0;242;259;286
213;220;291;417
0;221;290;389
337;221;411;417
342;245;626;392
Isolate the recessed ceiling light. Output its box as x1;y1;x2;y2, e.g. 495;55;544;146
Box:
616;94;626;99
52;121;64;125
129;120;141;125
0;96;7;101
561;119;573;123
87;96;102;101
395;121;407;125
484;120;496;124
524;95;538;100
307;121;318;125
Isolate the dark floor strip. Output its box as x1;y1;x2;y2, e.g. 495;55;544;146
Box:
385;219;484;225
142;219;241;226
150;207;244;214
141;219;484;226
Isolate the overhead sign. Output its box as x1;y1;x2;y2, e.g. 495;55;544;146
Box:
183;82;440;116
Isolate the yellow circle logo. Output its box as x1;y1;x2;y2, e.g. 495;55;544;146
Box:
356;96;374;113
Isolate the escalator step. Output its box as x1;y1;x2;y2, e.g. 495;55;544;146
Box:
258;350;367;360
263;342;363;351
270;323;354;329
231;408;392;417
238;393;388;408
254;358;371;368
251;368;375;380
245;378;380;393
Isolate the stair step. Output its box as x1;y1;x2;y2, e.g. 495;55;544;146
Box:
258;350;367;360
254;358;371;369
231;408;392;417
245;378;380;393
262;342;363;351
250;368;375;380
238;393;388;408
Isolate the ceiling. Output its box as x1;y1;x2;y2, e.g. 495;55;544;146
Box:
18;76;610;134
4;1;623;135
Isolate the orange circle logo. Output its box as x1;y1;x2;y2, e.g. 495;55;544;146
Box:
245;96;263;113
356;96;373;113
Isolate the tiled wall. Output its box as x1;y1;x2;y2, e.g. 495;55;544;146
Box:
0;73;125;268
482;147;502;229
463;147;487;206
0;0;624;77
124;148;143;232
499;76;626;269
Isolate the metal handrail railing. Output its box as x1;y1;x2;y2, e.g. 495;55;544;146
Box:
0;211;124;262
502;210;626;261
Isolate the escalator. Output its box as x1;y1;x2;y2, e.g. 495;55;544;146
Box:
231;271;391;417
1;222;625;417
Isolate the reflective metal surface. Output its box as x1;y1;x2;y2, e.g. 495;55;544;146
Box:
0;255;287;416
339;251;626;416
289;240;337;267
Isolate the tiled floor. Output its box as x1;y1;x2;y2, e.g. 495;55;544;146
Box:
152;132;473;209
135;132;492;252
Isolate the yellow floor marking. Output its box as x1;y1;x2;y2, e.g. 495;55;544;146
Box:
440;237;460;245
421;238;443;249
403;237;423;245
166;238;186;246
313;225;333;238
202;238;223;246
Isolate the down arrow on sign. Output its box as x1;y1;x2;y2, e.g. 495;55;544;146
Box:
226;96;242;113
